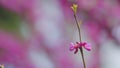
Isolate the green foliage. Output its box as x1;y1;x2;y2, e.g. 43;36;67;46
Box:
0;7;21;31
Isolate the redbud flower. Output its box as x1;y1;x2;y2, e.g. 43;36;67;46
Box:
69;42;91;54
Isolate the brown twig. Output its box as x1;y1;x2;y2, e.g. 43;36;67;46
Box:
74;14;86;68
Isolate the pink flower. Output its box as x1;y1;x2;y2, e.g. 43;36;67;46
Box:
0;0;36;14
82;42;92;51
69;42;91;54
0;31;35;68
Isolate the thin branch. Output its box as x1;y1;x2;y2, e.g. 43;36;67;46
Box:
74;14;86;68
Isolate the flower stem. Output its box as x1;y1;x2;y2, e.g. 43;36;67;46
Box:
79;47;86;68
74;14;86;68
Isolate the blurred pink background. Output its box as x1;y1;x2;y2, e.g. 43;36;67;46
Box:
0;0;120;68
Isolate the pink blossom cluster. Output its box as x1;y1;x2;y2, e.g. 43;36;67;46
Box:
0;31;34;68
0;0;35;14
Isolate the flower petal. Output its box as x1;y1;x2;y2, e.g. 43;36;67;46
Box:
74;48;78;54
84;43;91;51
69;42;75;51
